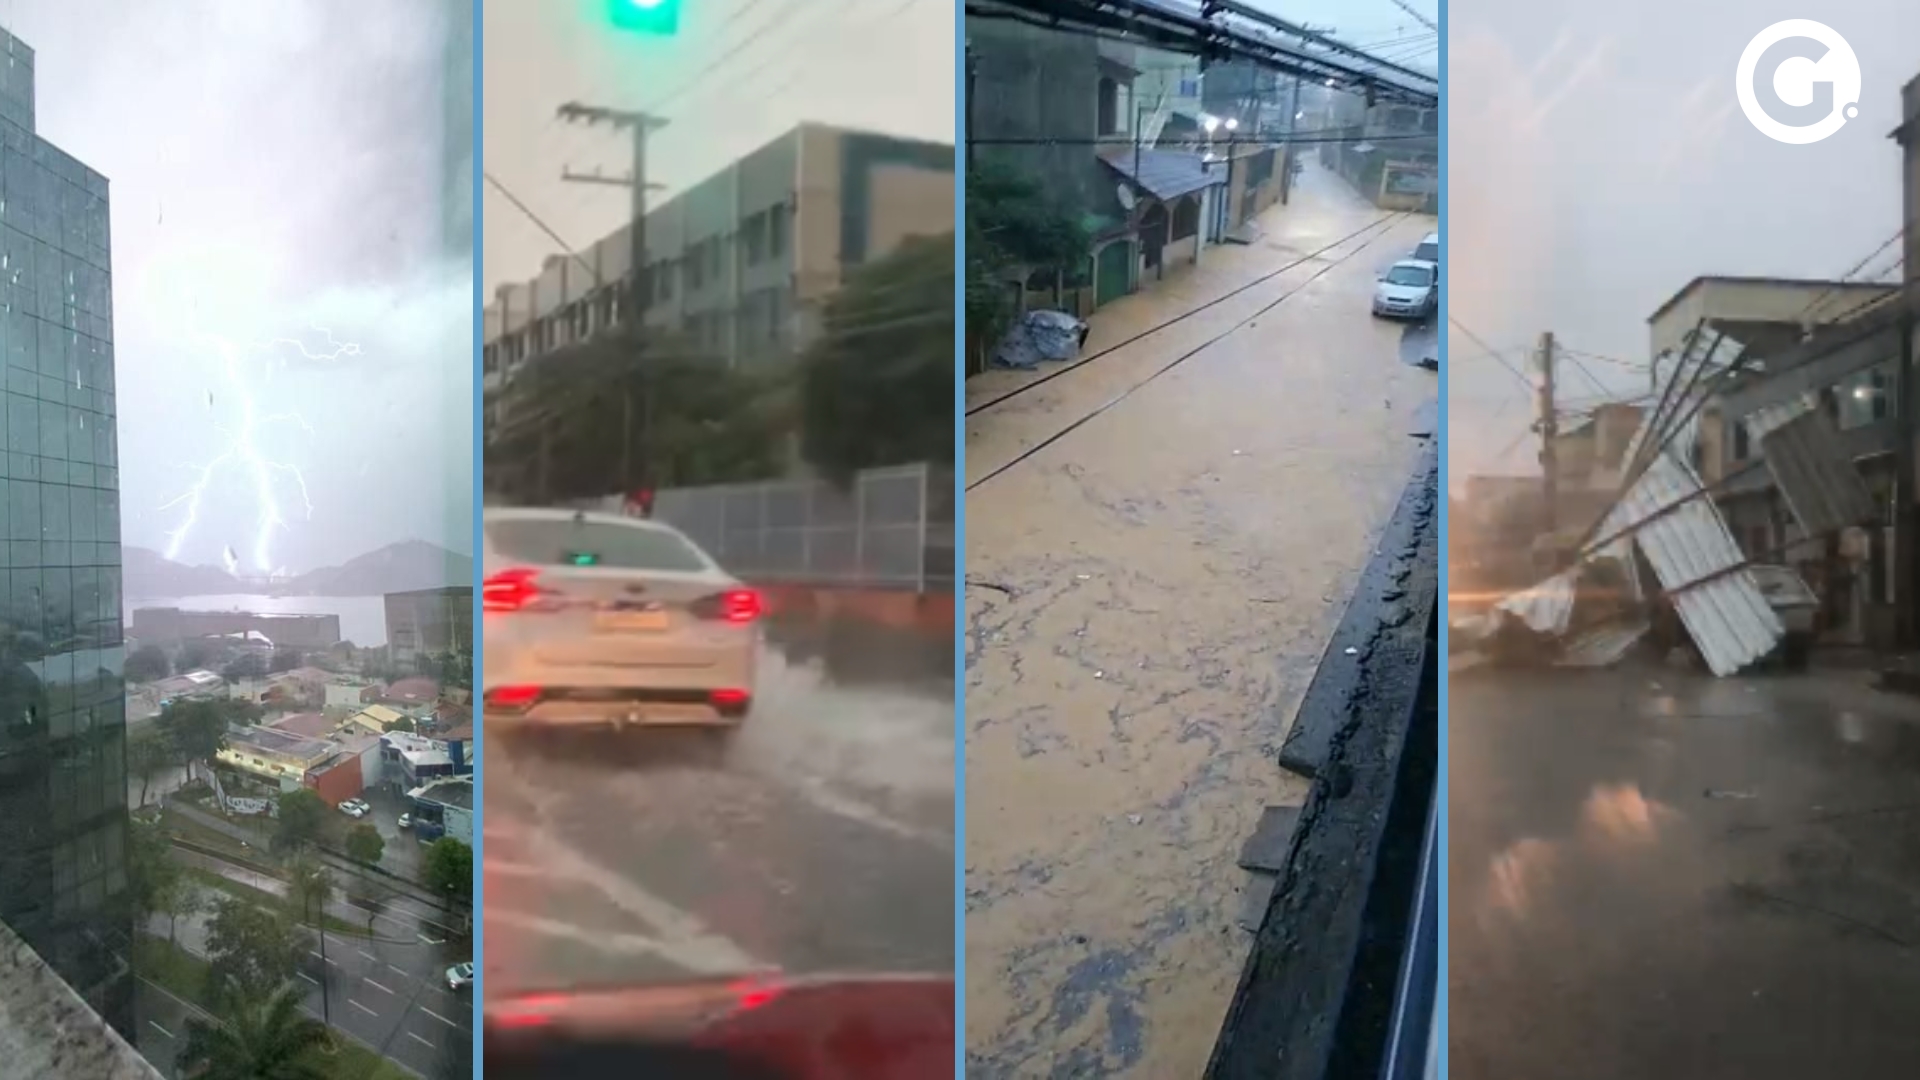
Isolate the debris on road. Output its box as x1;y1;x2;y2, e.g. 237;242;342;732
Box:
991;310;1089;370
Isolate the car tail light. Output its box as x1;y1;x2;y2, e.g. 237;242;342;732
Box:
710;688;750;710
486;685;542;712
693;588;763;624
484;567;542;612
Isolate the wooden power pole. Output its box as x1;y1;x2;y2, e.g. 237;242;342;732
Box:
556;101;668;493
1538;330;1558;534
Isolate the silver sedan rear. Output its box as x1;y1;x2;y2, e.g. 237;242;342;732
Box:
481;508;761;736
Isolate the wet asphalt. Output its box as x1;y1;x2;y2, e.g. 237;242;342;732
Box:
1450;663;1920;1078
481;650;954;997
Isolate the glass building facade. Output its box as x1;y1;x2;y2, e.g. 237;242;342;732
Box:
0;26;132;1036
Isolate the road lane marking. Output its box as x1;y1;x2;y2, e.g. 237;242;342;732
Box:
358;949;378;962
148;1020;175;1039
308;951;335;965
421;1006;461;1028
298;972;321;985
418;934;446;945
349;999;378;1017
366;979;395;995
526;824;764;973
389;963;409;977
408;1032;434;1048
790;776;951;847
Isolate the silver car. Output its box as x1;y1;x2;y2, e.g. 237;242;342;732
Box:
481;508;761;739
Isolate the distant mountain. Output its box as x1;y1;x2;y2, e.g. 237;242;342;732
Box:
123;547;242;598
281;540;472;597
124;540;471;599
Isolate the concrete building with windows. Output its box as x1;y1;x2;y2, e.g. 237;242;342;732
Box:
0;23;137;1046
384;585;472;667
482;123;954;437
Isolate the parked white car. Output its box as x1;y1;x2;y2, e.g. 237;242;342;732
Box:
338;798;369;818
1373;259;1438;320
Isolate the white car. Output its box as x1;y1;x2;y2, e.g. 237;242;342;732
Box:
1413;231;1439;265
1373;258;1438;320
481;508;762;743
447;961;473;991
338;799;368;818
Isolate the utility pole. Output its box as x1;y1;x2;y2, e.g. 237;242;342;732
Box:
1538;331;1559;536
1280;73;1302;204
556;101;669;494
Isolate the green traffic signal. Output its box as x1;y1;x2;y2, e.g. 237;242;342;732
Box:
608;0;680;35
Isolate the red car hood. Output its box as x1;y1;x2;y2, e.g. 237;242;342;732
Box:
485;972;953;1080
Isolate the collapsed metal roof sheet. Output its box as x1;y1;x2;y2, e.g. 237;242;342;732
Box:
1758;406;1880;537
1599;424;1782;676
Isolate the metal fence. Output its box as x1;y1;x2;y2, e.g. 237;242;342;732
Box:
570;463;954;591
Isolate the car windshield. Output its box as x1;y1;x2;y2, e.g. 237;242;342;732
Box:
1415;242;1439;261
1386;264;1434;287
485;518;711;573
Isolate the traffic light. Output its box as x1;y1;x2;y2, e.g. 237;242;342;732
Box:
608;0;680;35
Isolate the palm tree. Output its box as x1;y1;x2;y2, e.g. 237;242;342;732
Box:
177;983;329;1079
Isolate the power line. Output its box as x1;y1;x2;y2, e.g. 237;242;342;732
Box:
1383;0;1438;33
482;171;600;284
646;0;826;115
1447;315;1532;394
970;129;1434;148
1796;226;1905;323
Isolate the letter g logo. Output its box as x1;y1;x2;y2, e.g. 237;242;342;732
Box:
1736;20;1861;144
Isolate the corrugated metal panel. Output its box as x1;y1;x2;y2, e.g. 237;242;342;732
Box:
1759;408;1878;535
1493;570;1577;634
1600;413;1782;676
1559;620;1649;667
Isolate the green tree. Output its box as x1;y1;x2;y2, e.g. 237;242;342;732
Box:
423;837;473;904
128;728;177;808
203;898;310;1010
157;698;235;783
484;327;787;503
344;822;385;866
124;817;178;926
383;715;417;734
272;790;328;853
125;643;171;683
178;638;220;671
268;649;303;673
158;876;204;946
177;982;329;1080
799;231;955;483
286;857;333;926
222;653;268;682
965;159;1092;368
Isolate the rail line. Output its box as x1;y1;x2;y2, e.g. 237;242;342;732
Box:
967;211;1409;418
966;214;1412;492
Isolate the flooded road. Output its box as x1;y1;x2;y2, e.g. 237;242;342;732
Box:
1451;665;1920;1078
481;647;954;994
963;162;1438;1078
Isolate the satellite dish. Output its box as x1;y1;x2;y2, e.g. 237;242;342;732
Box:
1116;184;1137;211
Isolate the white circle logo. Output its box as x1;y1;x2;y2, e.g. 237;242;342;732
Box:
1735;20;1860;144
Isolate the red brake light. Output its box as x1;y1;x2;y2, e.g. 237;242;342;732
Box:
486;685;542;711
484;567;541;612
710;688;750;709
719;588;762;623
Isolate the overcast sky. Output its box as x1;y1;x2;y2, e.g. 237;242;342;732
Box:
10;0;471;575
1449;0;1920;486
482;0;956;295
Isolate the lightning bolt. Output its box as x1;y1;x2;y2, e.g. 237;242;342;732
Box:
159;330;356;575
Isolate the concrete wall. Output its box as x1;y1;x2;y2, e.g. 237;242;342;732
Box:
1648;277;1901;359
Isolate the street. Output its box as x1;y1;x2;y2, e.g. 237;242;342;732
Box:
139;888;473;1079
482;648;954;995
1450;663;1920;1078
963;160;1438;1078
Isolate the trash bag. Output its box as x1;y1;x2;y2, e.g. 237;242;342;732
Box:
992;310;1089;370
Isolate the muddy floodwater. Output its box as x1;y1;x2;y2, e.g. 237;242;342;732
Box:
963;163;1438;1077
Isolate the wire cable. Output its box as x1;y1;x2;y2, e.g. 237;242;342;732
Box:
968;217;1404;492
1446;315;1532;394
